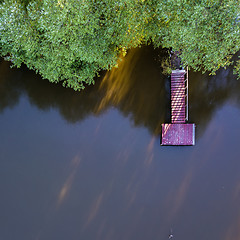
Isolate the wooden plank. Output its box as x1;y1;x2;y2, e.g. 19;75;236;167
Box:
171;87;185;89
171;96;185;98
171;113;185;116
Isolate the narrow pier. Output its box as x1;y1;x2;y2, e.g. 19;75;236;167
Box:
171;70;186;123
161;69;195;146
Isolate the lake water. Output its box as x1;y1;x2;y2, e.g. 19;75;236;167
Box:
1;47;240;240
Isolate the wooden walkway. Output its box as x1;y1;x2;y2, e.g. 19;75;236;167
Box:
171;70;186;123
161;69;195;146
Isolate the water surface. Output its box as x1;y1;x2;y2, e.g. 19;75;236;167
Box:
1;47;240;240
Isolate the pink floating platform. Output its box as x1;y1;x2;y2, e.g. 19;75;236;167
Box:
161;123;195;146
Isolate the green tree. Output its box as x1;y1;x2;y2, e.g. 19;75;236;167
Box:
0;0;239;90
151;0;240;74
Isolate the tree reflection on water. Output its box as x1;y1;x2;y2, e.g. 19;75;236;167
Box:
0;46;239;138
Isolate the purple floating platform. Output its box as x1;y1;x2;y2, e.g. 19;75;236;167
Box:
161;123;195;146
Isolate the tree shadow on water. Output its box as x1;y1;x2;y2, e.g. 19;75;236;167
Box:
0;46;169;134
0;48;240;138
189;63;240;138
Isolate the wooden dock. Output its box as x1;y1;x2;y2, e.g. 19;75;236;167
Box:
161;69;195;146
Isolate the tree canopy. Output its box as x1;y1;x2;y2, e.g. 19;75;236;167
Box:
0;0;240;90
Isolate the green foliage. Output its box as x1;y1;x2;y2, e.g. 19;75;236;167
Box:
0;0;240;90
151;0;240;76
161;55;172;75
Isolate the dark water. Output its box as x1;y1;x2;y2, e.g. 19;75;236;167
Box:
1;47;240;240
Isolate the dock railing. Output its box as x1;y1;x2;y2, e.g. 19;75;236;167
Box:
185;66;189;122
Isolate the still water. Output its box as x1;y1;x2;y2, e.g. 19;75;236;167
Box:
1;46;240;240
